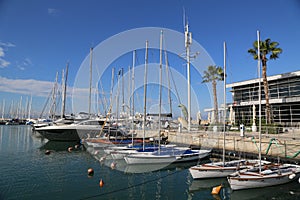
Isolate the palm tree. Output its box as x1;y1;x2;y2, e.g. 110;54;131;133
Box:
248;38;282;124
202;65;224;123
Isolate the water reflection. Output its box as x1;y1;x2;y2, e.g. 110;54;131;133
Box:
40;141;83;152
230;181;300;200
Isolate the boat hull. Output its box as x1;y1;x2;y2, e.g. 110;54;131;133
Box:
124;149;210;165
228;164;300;190
36;128;80;141
189;166;239;179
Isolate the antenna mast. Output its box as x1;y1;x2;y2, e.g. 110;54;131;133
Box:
185;20;192;131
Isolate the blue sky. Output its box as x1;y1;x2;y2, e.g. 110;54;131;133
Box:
0;0;300;119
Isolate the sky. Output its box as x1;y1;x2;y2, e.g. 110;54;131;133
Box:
0;0;300;119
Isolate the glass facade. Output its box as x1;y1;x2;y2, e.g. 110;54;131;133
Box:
228;72;300;127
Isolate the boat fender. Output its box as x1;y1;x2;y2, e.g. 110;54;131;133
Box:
111;162;117;169
298;177;300;183
100;156;106;162
88;168;94;176
175;156;182;160
68;147;73;152
45;150;51;155
99;179;104;187
289;173;296;180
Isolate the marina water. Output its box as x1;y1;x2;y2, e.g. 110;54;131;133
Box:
0;125;299;200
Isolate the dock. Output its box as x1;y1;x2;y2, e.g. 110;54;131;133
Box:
136;128;300;163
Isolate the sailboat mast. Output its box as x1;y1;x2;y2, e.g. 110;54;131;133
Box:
128;66;131;115
223;41;227;165
132;50;136;117
61;63;68;118
121;68;125;113
89;48;93;117
158;30;163;151
143;41;148;151
2;100;4;120
164;49;172;115
110;67;115;116
257;30;262;173
185;22;192;131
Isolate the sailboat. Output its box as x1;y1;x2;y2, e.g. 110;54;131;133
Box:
227;31;300;190
104;41;175;160
124;29;210;165
189;42;266;179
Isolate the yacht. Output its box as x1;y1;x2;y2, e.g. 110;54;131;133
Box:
35;118;109;141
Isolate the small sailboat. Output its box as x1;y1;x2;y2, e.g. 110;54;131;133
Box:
227;31;300;190
124;29;211;166
189;42;256;179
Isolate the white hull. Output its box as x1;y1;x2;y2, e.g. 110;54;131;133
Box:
228;164;300;190
111;150;153;160
125;153;177;164
189;160;269;179
106;144;177;160
125;149;210;165
190;165;239;179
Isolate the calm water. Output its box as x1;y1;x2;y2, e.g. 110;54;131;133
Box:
0;125;299;200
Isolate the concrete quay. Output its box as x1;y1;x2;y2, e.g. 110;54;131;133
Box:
166;129;300;162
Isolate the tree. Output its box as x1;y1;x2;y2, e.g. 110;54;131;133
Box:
248;38;282;124
202;65;224;123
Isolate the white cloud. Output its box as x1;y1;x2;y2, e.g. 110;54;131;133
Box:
0;76;86;98
0;41;15;68
0;42;15;48
0;76;54;97
48;8;60;16
0;58;10;68
16;58;32;70
0;47;4;57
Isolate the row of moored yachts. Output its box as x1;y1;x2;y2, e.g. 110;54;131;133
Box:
33;117;300;191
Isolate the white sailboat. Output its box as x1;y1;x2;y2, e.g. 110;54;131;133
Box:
103;41;160;159
227;31;300;190
124;29;210;166
189;42;266;179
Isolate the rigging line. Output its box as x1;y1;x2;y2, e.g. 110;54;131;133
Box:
169;65;182;104
224;41;234;86
80;169;185;200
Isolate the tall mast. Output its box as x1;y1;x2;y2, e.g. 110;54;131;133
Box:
29;95;32;119
164;49;172;116
158;30;163;151
128;65;131;115
223;41;227;165
143;41;148;151
185;21;192;131
132;50;136;116
110;67;115;115
61;63;68;118
89;47;93;117
116;69;122;125
121;68;125;113
257;30;262;173
1;99;5;120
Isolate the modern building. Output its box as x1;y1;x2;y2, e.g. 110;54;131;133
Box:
226;70;300;127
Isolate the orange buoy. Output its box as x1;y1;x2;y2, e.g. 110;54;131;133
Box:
87;168;94;176
99;179;104;187
68;147;73;152
211;185;222;195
